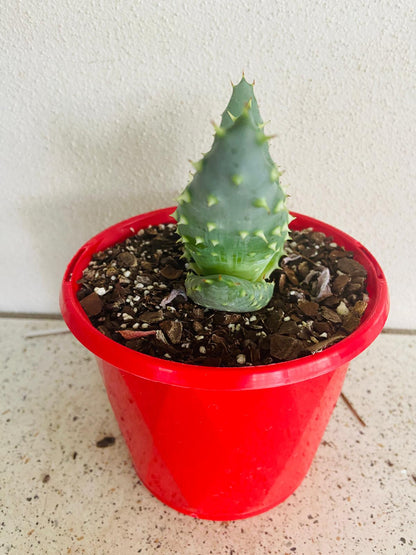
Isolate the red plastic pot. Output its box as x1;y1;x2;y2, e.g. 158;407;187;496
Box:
60;207;389;520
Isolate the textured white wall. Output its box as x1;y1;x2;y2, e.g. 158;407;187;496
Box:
1;0;415;328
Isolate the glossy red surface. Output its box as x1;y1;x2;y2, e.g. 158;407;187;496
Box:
60;208;389;519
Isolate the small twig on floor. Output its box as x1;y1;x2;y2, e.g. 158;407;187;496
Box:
340;392;366;427
25;328;70;339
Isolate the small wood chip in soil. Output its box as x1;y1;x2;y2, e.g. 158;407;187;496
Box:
79;292;103;316
160;320;183;344
298;300;319;317
270;334;306;360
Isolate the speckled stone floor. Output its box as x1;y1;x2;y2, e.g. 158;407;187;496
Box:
1;318;415;554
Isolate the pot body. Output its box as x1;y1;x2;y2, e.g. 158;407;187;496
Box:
98;356;348;520
60;207;389;520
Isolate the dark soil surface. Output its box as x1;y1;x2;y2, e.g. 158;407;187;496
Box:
76;223;369;367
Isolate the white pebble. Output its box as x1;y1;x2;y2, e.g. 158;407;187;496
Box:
283;316;291;322
236;354;246;365
337;301;350;316
329;242;338;248
94;287;107;296
199;346;207;354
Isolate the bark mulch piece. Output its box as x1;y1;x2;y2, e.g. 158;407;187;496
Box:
76;223;369;367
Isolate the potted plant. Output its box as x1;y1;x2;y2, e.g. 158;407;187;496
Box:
60;77;389;521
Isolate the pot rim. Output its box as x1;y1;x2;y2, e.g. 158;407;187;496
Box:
60;207;389;390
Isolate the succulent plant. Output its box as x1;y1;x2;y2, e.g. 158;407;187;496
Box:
173;76;293;312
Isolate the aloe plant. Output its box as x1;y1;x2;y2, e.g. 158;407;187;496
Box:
173;77;292;312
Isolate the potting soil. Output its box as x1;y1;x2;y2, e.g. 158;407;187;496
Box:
76;224;369;366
